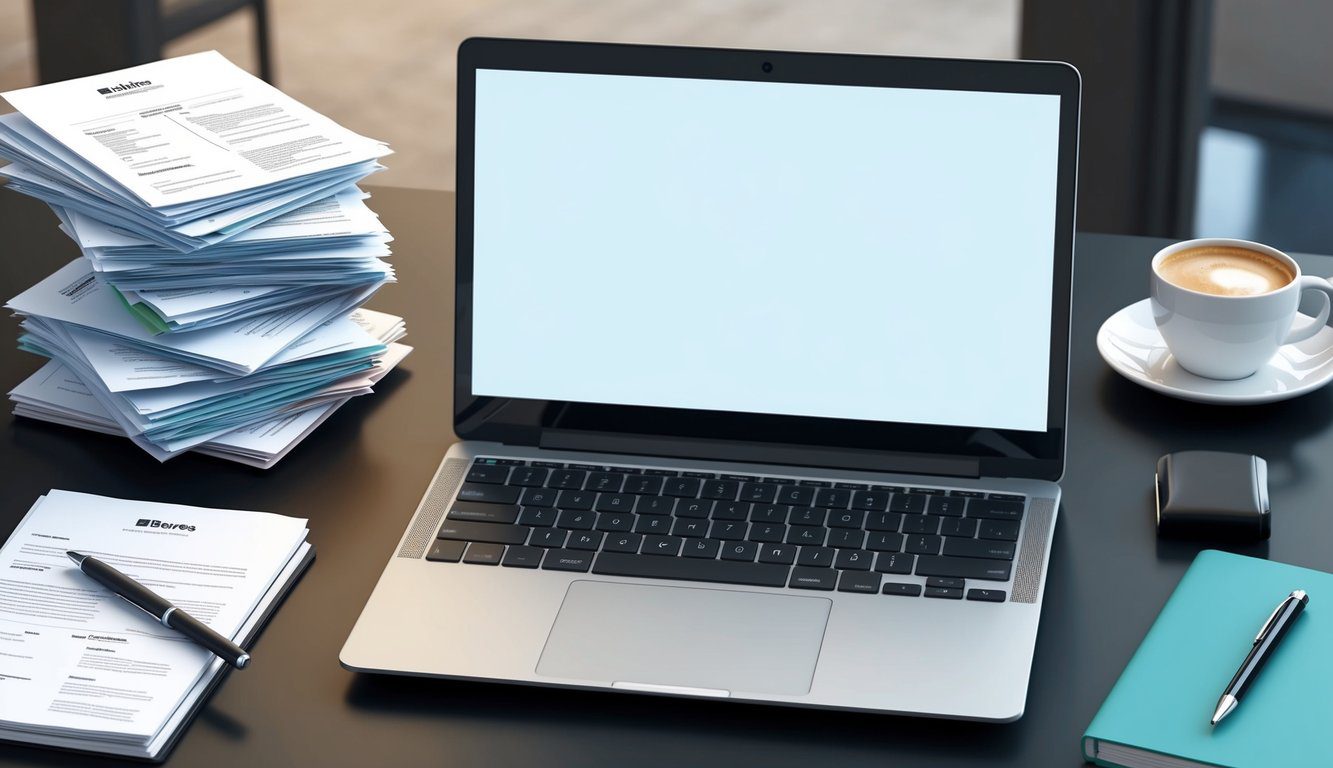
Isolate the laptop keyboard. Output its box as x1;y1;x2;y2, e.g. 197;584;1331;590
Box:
426;457;1026;602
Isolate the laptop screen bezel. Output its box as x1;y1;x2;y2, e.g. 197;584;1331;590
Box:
454;37;1079;481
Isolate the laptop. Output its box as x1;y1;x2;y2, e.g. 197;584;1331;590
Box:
342;38;1080;722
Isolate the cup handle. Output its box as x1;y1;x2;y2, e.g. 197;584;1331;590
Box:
1284;276;1333;344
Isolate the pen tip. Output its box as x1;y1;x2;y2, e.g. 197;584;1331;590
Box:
66;551;85;564
1212;695;1237;726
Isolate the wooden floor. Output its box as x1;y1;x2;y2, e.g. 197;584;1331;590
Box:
0;0;1016;190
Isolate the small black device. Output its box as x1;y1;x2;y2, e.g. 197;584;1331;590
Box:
1155;451;1271;539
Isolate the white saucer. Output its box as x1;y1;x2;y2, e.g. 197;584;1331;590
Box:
1096;299;1333;404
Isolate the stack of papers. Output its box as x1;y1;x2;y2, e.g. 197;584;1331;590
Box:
0;52;410;466
0;490;312;761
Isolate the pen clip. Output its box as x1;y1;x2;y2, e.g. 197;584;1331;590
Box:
1255;596;1292;643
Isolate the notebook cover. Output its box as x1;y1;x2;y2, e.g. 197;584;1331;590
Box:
1082;550;1333;768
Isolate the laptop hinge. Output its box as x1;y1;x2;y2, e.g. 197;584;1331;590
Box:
538;430;982;479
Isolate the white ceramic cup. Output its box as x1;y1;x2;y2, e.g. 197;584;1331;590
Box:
1150;238;1333;380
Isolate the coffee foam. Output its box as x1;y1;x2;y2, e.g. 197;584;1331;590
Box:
1158;245;1294;297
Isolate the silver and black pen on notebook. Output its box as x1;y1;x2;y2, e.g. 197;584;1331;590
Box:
1211;589;1308;725
67;551;250;669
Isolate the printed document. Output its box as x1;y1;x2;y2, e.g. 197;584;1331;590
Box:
1;51;389;208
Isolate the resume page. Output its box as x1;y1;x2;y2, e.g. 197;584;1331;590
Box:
1;51;389;208
0;491;308;740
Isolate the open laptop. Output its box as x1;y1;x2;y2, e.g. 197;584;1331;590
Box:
342;38;1079;722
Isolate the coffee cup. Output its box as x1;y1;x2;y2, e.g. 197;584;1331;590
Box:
1150;238;1333;380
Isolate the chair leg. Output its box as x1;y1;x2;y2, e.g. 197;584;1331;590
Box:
254;0;275;84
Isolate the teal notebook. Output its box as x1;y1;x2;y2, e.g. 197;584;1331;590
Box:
1083;550;1333;768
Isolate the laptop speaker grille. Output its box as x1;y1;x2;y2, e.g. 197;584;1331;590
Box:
1010;497;1055;603
396;458;467;559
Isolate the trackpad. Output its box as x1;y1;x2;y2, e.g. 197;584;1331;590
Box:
536;580;831;696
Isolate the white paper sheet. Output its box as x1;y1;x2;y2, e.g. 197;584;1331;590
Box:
2;51;390;209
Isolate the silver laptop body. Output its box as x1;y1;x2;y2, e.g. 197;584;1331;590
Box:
342;38;1080;722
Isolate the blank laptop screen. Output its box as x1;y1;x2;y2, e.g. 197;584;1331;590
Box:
471;68;1061;433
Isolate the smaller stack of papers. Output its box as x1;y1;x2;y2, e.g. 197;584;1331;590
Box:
0;490;312;761
0;52;410;466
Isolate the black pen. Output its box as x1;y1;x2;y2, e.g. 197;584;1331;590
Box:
1211;589;1308;725
67;551;250;669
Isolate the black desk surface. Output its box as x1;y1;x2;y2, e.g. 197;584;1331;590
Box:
2;186;1331;767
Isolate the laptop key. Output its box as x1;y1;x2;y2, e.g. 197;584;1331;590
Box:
837;571;882;594
708;520;747;541
789;567;837;591
882;582;922;597
828;510;865;529
711;502;750;521
797;546;835;568
501;545;543;568
865;511;904;532
788;507;826;526
529;529;567;548
548;469;587;490
567;531;604;551
915;555;1012;581
700;480;740;500
905;534;943;555
942;538;1017;560
622;475;665;495
507;467;548;487
636;496;674;515
437;521;530;545
456;483;521;505
554;490;595;511
634;516;672;535
786;526;826;546
466;464;509;484
592;552;789;588
557;510;595;530
748;523;786;543
902;515;940;535
939;517;978;538
594;493;637;513
595;513;634;532
519;488;557;508
928;496;966;516
749;504;787;524
675;499;713;519
889;493;927;514
642;535;684;556
827;529;865;549
463;543;505;565
978;519;1021;541
585;472;625;493
927;577;965;589
682;538;721;559
518;508;557;527
740;483;778;503
448;502;519;524
720;541;759;562
425;540;467;562
814;488;851;509
924;586;964;600
542;549;594;572
968;499;1025;521
874;552;915;574
867;532;903;552
671;519;709;538
834;549;872;571
850;490;890;512
757;544;797;565
663;477;702;497
776;485;816;506
603;533;643;553
967;589;1007;602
